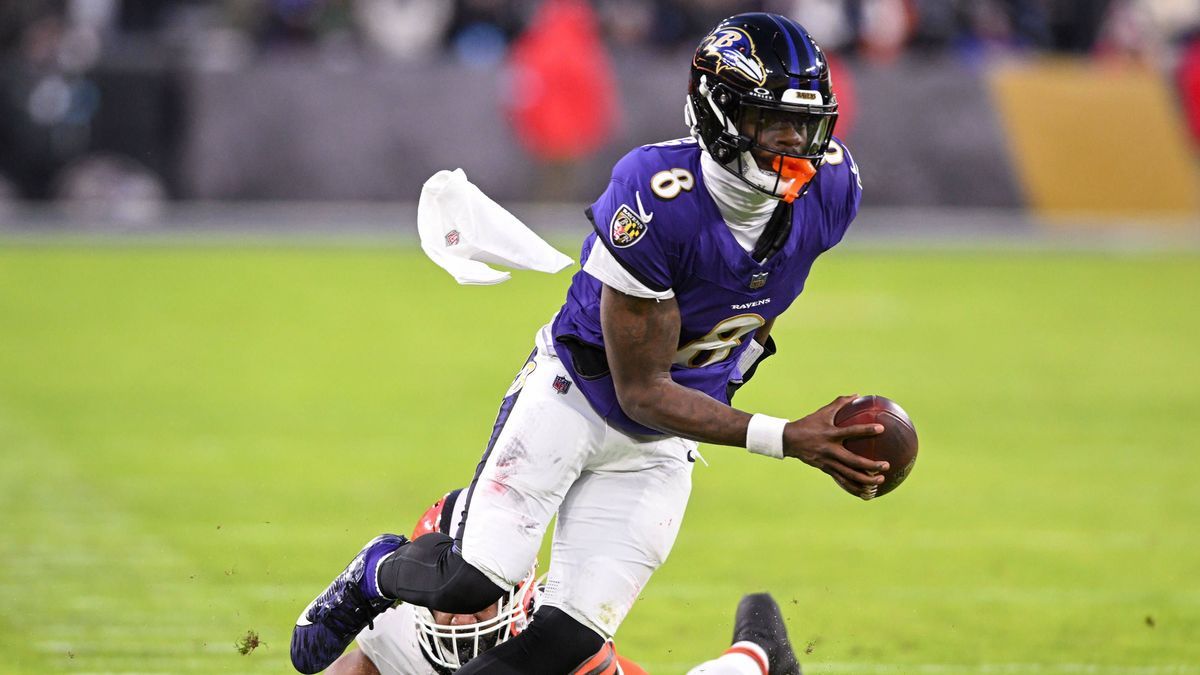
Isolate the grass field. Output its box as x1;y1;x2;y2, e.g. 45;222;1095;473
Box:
1;241;1198;674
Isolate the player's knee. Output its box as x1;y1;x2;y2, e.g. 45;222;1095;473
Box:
411;535;507;614
378;533;506;613
428;557;507;614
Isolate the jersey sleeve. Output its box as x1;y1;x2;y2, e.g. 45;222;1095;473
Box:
584;243;676;299
586;151;680;293
818;138;863;251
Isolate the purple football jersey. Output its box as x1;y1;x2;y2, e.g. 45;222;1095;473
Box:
551;136;862;435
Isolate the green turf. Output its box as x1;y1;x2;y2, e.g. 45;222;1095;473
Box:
0;243;1197;673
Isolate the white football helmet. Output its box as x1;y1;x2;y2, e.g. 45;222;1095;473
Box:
407;489;540;670
412;566;539;670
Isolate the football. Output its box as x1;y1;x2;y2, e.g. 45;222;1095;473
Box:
834;395;919;498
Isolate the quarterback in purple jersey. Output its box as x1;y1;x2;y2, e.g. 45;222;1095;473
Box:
553;131;861;437
293;13;886;675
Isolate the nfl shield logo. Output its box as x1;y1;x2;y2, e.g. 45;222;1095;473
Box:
445;229;460;247
552;375;572;395
748;272;769;290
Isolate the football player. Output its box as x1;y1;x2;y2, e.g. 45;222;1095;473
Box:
293;12;885;675
314;489;549;675
312;490;803;675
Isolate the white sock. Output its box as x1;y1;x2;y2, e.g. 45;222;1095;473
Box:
684;640;769;675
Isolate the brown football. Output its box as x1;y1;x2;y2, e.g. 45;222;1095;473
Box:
833;395;918;498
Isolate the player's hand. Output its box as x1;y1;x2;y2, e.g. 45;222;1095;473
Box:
783;395;889;499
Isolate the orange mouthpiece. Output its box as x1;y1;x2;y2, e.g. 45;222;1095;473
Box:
771;156;816;203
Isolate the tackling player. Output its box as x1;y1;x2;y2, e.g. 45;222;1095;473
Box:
307;490;804;675
293;12;885;674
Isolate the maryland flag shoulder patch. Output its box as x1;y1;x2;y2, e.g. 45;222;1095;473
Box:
609;204;647;248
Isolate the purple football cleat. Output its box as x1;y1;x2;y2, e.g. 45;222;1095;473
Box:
290;534;406;673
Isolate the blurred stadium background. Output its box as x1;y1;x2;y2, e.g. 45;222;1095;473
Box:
1;0;1198;673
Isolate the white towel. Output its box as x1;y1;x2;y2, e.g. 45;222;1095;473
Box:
417;169;574;285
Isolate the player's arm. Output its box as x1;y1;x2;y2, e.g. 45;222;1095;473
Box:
601;285;887;492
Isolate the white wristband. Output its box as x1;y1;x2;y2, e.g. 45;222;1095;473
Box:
745;414;787;459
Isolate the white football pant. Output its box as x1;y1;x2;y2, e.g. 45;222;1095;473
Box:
458;323;696;639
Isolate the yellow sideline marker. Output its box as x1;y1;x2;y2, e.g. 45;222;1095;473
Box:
990;58;1199;225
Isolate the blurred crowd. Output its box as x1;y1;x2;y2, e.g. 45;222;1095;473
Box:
1;0;1199;210
5;0;1198;64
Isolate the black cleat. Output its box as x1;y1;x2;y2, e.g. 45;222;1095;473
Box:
732;593;802;675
